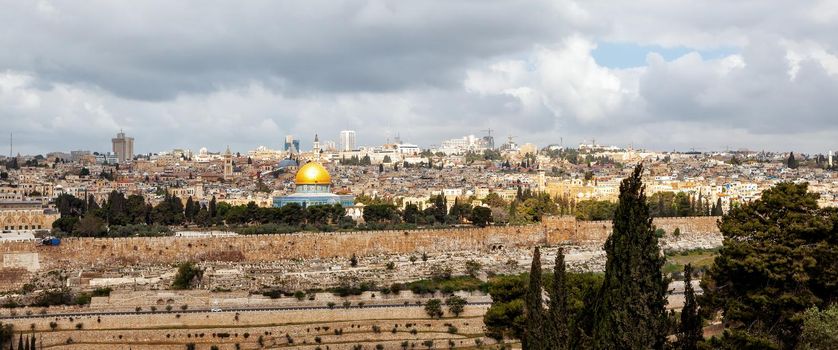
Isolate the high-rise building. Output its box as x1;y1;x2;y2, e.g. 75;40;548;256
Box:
829;150;834;168
339;130;356;151
111;130;134;163
284;135;300;154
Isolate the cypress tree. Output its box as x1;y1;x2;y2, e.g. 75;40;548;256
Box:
787;152;799;169
29;335;35;350
17;335;23;350
592;164;668;349
677;264;702;350
524;247;545;350
546;247;569;350
184;196;196;222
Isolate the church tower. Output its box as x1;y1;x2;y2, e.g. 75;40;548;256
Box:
223;146;233;180
312;134;321;158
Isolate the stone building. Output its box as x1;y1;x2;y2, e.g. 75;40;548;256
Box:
0;201;59;231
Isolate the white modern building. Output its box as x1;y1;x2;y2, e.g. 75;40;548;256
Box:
340;130;356;151
436;135;487;155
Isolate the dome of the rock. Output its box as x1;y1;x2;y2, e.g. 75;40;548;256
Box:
295;162;331;185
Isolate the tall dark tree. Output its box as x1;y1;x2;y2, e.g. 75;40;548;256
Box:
592;164;668;349
104;190;128;225
469;206;493;227
712;198;723;216
546;248;569;350
524;247;546;350
184;196;198;222
0;322;12;349
17;335;23;350
402;203;421;224
701;182;837;349
677;264;702;350
86;194;99;211
126;194;148;224
208;196;217;218
428;194;448;223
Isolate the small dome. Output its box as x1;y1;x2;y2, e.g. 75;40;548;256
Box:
278;159;298;169
295;162;331;185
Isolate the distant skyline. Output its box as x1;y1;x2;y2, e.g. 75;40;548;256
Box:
1;1;837;155
2;129;831;157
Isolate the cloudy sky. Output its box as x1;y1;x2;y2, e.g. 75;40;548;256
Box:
1;0;837;155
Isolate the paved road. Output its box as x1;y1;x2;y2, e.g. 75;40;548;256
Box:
0;301;494;321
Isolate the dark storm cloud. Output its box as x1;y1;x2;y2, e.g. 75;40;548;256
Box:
0;1;571;100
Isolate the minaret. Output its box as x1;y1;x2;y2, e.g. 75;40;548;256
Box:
223;146;233;180
829;150;834;168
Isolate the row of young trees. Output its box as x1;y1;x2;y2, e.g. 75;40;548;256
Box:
648;192;723;217
482;186;717;225
362;195;494;227
52;191;353;236
488;165;837;349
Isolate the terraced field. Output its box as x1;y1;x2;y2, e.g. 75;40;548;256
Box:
5;304;496;349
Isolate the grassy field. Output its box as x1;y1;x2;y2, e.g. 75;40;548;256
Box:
663;248;719;276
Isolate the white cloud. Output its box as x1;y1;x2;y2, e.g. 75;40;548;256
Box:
0;0;836;154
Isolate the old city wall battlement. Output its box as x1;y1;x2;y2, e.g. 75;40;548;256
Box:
0;216;721;272
542;215;720;245
1;225;546;270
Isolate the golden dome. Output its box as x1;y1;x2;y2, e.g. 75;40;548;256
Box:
295;162;332;185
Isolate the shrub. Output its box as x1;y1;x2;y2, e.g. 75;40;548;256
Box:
92;287;112;297
172;261;203;290
445;295;467;317
465;260;482;277
425;299;444;318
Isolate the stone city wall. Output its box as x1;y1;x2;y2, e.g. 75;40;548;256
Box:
0;216;721;291
1;225;547;271
543;215;720;246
